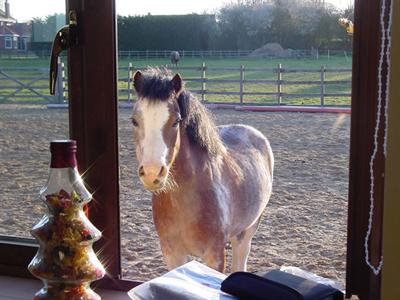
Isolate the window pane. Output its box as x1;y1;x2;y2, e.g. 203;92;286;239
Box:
5;37;12;49
117;0;352;286
0;2;67;238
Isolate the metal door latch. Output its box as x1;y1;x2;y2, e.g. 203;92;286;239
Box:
49;10;78;95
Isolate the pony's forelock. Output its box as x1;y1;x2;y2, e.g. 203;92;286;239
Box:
135;67;178;101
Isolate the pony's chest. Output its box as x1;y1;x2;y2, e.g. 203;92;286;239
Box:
152;189;229;229
155;195;227;251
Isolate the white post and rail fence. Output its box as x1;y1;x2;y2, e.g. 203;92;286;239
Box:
0;58;66;104
125;63;351;106
8;49;352;60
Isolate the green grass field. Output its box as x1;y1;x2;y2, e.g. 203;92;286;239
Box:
0;56;352;105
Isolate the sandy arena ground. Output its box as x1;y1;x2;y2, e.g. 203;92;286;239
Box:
0;104;350;287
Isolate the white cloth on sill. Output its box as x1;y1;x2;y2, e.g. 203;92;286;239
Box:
128;260;237;300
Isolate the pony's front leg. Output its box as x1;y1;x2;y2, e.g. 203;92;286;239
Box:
230;218;261;272
159;239;189;270
203;244;226;273
231;234;251;272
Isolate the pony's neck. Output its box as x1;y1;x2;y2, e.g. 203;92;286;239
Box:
171;128;214;185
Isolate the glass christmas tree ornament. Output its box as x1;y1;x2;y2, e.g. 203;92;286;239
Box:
28;140;105;300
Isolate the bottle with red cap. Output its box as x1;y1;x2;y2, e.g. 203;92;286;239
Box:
28;140;105;300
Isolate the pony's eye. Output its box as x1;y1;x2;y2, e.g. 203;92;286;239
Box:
172;118;181;128
131;118;139;127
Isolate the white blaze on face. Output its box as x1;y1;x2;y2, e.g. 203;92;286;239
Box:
140;100;170;167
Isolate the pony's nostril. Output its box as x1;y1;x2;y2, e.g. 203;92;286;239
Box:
138;166;145;177
153;179;160;185
158;166;167;177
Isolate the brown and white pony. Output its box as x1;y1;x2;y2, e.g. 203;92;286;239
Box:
131;68;274;272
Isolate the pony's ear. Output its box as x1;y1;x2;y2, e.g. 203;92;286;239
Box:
171;73;183;95
133;71;143;93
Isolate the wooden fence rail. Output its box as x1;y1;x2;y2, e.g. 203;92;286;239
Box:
126;63;352;106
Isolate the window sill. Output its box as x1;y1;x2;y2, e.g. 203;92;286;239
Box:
0;276;132;300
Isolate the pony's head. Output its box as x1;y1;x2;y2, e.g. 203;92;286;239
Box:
131;68;224;192
131;68;183;191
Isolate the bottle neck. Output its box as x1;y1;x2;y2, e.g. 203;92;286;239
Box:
42;140;91;205
50;152;77;169
41;167;91;205
45;167;80;191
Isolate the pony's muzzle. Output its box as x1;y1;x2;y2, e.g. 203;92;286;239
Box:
138;164;168;190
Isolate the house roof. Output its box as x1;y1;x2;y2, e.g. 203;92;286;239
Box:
12;22;31;36
0;22;18;36
0;22;31;37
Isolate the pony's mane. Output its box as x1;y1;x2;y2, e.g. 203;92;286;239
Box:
177;91;225;156
137;67;225;156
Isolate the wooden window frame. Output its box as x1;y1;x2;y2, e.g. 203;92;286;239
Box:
345;0;391;298
0;0;391;297
65;0;140;290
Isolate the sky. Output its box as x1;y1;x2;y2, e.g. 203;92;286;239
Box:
8;0;353;23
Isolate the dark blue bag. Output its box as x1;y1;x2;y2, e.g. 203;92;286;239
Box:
221;270;344;300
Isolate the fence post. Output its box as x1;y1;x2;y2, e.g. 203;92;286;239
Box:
201;62;206;102
277;63;282;105
128;62;133;102
320;65;326;106
54;57;64;104
240;65;245;105
60;61;65;103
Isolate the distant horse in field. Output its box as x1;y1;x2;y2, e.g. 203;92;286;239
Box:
131;68;274;272
170;51;180;67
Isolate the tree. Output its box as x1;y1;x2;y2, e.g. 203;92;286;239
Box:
269;1;297;47
117;14;217;51
215;1;274;50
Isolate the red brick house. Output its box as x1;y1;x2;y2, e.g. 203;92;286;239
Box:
0;0;31;53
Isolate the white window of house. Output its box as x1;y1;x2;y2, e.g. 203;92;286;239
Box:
4;36;12;49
